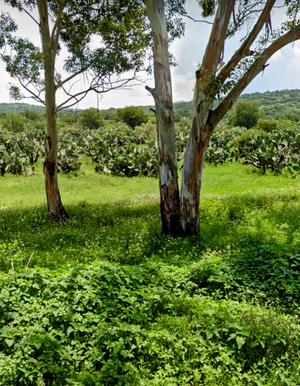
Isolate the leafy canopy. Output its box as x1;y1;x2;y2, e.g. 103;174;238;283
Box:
0;0;187;110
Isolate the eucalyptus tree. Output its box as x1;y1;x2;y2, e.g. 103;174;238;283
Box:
143;0;185;235
0;0;150;221
145;0;300;236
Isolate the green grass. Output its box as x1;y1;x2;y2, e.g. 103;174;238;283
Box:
2;162;300;385
1;162;300;269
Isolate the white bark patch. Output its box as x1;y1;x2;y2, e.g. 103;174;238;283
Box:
181;185;196;205
160;163;169;186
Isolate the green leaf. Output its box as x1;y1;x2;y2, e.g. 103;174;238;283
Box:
33;340;42;350
236;336;246;349
206;331;213;340
5;338;14;347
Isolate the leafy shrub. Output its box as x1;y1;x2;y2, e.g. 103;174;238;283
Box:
57;147;83;174
206;122;300;175
281;108;300;123
79;108;103;130
0;112;29;133
16;131;44;169
0;144;28;176
117;106;149;129
276;119;298;133
1;262;300;385
240;129;300;174
255;119;278;132
57;133;84;174
230;128;265;148
136;120;157;138
205;127;245;164
228;100;262;129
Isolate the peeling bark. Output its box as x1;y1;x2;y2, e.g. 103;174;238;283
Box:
180;113;213;235
37;0;68;221
144;0;180;236
179;0;233;236
144;0;300;237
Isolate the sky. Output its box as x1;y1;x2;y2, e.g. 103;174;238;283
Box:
0;0;300;110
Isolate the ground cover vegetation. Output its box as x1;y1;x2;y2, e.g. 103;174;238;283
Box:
2;160;300;384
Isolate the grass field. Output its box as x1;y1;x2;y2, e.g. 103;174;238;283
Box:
1;162;300;385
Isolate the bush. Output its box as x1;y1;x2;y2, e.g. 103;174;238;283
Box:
1;261;300;385
255;119;278;132
117;106;149;129
228;100;262;129
84;126;158;177
0;113;29;133
205;127;245;164
79;108;103;130
0;144;28;176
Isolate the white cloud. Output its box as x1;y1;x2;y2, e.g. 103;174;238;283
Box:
269;50;284;62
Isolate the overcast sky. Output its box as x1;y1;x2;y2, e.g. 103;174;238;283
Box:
0;0;299;110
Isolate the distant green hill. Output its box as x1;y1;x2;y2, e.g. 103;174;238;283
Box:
1;89;299;120
239;89;300;119
141;89;300;120
0;103;46;113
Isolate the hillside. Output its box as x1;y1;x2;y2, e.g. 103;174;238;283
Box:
0;103;46;113
1;89;300;119
239;89;300;118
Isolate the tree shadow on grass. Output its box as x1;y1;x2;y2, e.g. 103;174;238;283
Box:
1;190;300;271
0;201;162;270
200;191;300;250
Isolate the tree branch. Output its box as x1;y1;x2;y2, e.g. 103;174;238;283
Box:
18;6;40;27
57;75;136;111
218;0;276;84
55;68;87;90
227;0;265;38
181;14;213;25
210;25;300;127
145;85;156;98
202;0;235;73
15;75;45;105
50;3;65;56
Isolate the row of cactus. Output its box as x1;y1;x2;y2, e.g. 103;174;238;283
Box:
0;128;83;176
2;117;300;177
206;122;300;175
82;127;158;177
0;125;159;177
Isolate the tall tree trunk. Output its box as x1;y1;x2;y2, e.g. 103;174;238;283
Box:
37;0;68;221
144;0;180;236
180;109;213;236
179;0;234;236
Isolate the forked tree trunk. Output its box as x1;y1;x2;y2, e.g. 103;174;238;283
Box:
37;0;68;221
144;0;180;236
144;0;300;237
